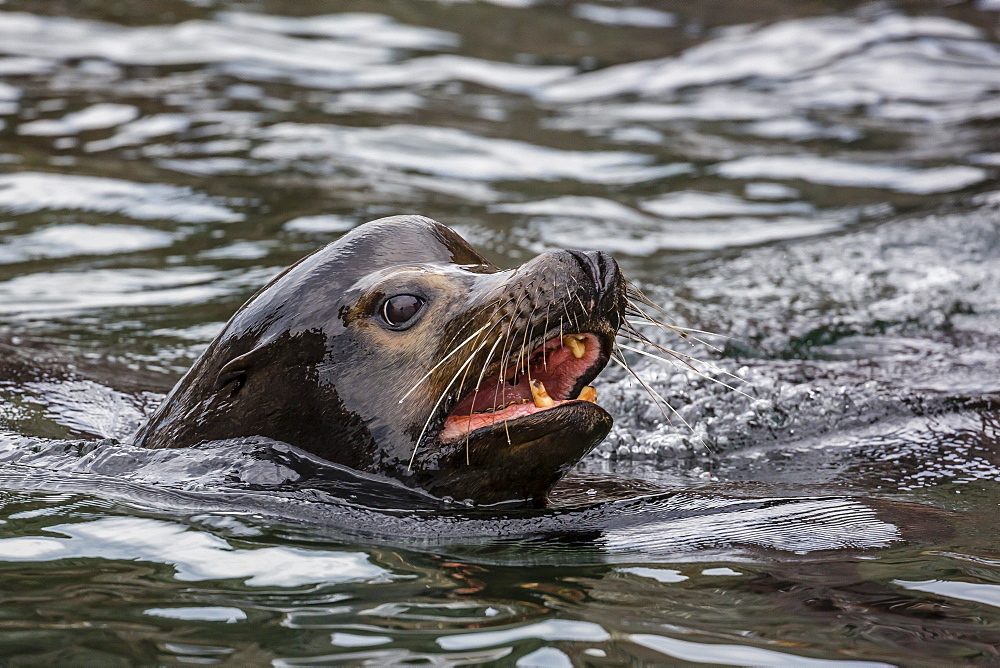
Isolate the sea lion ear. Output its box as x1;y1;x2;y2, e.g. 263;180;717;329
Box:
214;351;254;393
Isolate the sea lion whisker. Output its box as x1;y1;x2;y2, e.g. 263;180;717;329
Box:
542;299;552;372
449;298;517;404
454;332;499;465
617;331;751;387
618;320;735;377
622;289;689;337
616;337;692;374
611;346;715;454
625;298;724;353
624;319;733;339
617;342;755;400
609;350;673;426
453;325;499;423
493;300;528;443
574;293;588;315
617;327;698;369
438;296;513;353
409;329;500;470
498;288;536;389
519;294;539;374
624;282;676;318
398;321;495;404
464;334;507;464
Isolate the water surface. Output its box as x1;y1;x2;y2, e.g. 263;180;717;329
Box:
1;0;999;664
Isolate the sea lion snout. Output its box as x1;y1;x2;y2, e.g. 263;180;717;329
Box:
565;249;621;296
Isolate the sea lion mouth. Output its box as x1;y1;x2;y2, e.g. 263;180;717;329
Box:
439;331;611;444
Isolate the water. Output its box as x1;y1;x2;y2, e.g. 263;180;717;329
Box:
1;0;999;663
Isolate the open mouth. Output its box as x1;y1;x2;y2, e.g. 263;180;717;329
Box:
440;332;609;443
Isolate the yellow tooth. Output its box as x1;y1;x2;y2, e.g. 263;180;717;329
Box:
564;335;586;358
577;386;597;403
529;379;555;408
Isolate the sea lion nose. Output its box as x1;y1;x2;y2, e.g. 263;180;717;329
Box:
565;249;620;294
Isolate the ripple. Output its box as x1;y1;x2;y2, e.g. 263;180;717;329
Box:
619;566;688;583
895;579;1000;608
741;118;860;142
18;103;138;136
0;172;242;222
601;498;900;552
548;95;780;127
0;224;175;264
0;81;19;102
0;55;52;75
253;123;683;183
639;191;813;218
498;197;832;254
539;14;982;103
284;214;356;234
0;268;226;315
713;156;986;194
0;516;389;586
437;619;609;650
493;196;651;224
265;54;573;94
23;380;145;438
573;4;677;28
198;241;273;261
329;633;392;647
322;90;426;115
630;633;892;667
84;114;191;152
522;214;841;255
20;379;150;439
0;11;389;69
145;607;248;623
216;11;459;50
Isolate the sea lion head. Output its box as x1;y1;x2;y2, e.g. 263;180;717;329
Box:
133;215;626;504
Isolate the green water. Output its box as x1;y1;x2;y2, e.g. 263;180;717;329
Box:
1;0;999;664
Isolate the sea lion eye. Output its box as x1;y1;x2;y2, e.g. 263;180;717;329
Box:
381;294;424;328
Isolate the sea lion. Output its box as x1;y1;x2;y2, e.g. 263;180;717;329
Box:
133;215;626;504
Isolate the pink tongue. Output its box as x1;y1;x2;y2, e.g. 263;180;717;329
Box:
440;396;551;442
